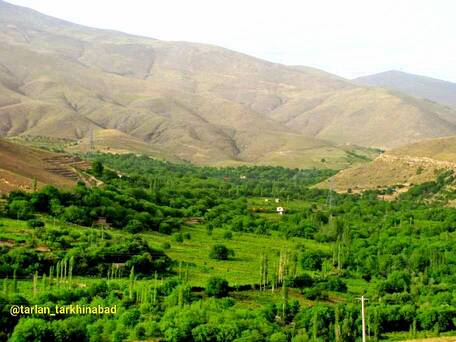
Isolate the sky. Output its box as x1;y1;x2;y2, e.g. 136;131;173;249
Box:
7;0;456;82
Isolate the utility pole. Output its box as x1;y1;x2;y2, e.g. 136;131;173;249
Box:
357;295;368;342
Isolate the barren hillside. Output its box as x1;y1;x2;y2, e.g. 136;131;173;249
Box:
0;1;455;166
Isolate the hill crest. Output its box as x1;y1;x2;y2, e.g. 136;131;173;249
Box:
354;70;456;107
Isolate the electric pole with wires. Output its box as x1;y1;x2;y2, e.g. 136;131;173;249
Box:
357;295;368;342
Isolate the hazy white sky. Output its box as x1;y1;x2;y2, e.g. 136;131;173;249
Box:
7;0;456;82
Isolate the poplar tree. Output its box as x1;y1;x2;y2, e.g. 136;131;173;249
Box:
69;256;74;285
129;266;135;300
153;272;158;305
12;269;17;293
56;261;60;285
3;277;8;295
49;266;54;289
41;274;47;292
33;271;38;297
282;279;288;323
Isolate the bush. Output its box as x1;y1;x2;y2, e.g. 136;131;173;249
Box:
159;222;173;235
378;271;411;295
8;200;33;220
125;219;144;234
223;231;233;240
209;244;234;260
61;205;89;226
172;232;184;243
300;250;327;271
161;242;171;250
125;253;155;277
320;277;347;293
27;219;45;228
302;287;328;301
10;318;51;342
206;277;230;298
287;273;314;288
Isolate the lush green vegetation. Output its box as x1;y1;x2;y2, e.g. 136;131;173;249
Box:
1;153;456;341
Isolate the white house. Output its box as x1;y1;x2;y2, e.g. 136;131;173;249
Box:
276;207;285;215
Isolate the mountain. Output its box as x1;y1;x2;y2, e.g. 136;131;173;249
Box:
354;70;456;107
0;1;456;167
270;86;456;148
319;136;456;193
0;138;90;192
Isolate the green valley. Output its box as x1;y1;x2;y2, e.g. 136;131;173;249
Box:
1;153;456;341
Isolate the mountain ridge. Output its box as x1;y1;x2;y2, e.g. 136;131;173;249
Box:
354;70;456;107
1;1;456;167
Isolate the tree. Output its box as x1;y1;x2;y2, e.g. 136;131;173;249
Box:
287;273;314;289
377;271;411;295
91;160;104;177
50;317;88;342
62;205;89;226
125;219;143;234
7;200;33;220
209;244;234;260
322;277;348;293
9;318;51;342
206;277;229;298
300;250;327;271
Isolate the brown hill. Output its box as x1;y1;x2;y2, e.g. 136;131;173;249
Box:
0;138;88;193
271;87;456;149
0;1;455;166
319;136;456;192
354;70;456;107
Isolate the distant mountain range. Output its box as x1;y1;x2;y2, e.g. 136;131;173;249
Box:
1;0;456;168
354;70;456;107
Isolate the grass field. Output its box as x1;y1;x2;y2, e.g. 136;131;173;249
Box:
0;213;374;309
3;205;454;341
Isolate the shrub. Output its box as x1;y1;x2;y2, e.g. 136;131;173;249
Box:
161;242;171;250
125;219;143;234
172;232;184;243
27;219;45;228
302;287;328;301
287;273;314;288
320;277;347;293
223;231;233;240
